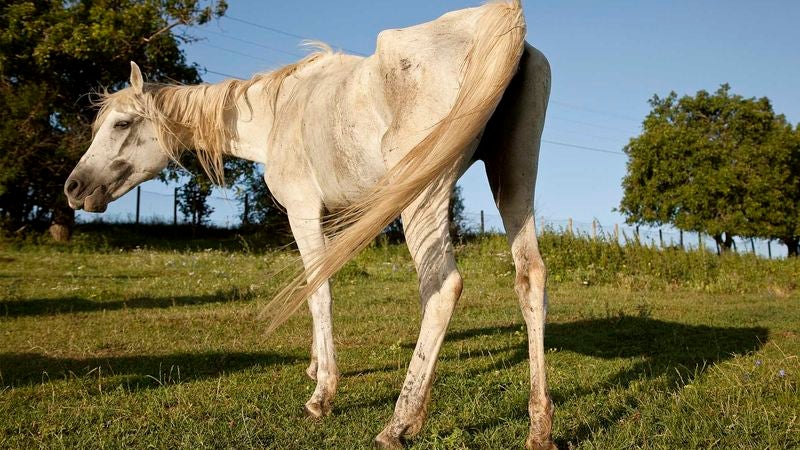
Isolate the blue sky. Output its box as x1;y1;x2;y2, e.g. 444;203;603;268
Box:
80;0;800;239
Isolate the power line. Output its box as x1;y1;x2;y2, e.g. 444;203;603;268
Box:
550;100;641;122
203;68;243;79
548;115;637;134
543;127;627;144
218;16;644;128
224;15;367;56
197;42;279;65
202;29;306;59
541;139;626;156
186;68;631;158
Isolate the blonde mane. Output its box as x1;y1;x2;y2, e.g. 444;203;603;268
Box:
94;45;333;185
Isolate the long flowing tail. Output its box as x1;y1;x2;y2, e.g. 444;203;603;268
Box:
262;1;526;332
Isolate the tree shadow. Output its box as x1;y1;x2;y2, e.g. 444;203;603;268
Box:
438;316;769;446
0;287;257;318
0;350;301;390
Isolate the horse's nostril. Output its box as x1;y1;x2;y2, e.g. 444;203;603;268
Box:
65;178;82;197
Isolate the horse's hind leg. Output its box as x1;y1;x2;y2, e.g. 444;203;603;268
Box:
374;177;463;448
480;43;554;450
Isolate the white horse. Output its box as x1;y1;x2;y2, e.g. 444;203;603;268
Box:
64;2;554;448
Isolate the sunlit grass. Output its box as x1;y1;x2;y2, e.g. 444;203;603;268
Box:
1;233;798;448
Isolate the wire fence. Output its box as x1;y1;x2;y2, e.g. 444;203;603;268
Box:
461;211;785;259
77;187;788;259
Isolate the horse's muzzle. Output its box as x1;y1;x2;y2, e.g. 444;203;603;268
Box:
64;176;108;212
82;185;109;212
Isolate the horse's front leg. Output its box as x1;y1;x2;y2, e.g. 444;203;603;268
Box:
287;211;338;418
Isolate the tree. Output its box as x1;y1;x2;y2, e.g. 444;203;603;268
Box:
448;185;472;239
177;177;213;226
620;84;800;255
742;122;800;256
0;0;227;240
237;167;290;236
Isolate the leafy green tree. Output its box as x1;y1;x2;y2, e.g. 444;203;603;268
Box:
741;122;800;256
0;0;227;240
448;185;472;240
237;168;290;236
620;84;800;256
177;176;213;226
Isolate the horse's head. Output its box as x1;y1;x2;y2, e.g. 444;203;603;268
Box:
65;62;169;212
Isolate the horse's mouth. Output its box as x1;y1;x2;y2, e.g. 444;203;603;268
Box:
81;186;109;213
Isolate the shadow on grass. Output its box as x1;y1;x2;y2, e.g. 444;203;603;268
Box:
0;287;257;318
0;350;302;389
438;316;768;447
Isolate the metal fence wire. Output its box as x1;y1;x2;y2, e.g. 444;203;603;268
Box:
78;188;786;259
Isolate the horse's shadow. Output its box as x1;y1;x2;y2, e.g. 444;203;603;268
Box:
0;350;301;390
1;312;769;445
0;287;256;318
438;316;768;446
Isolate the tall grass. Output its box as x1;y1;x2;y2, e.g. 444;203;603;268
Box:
458;230;799;295
4;223;798;296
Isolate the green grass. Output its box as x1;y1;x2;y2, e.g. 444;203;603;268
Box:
1;232;798;449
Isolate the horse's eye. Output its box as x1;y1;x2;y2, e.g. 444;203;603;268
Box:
114;120;131;129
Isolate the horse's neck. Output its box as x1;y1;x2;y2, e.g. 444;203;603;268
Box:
157;79;275;166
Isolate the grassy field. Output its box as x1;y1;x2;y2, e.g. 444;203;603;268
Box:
1;229;798;449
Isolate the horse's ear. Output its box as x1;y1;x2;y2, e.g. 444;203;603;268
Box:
130;61;144;94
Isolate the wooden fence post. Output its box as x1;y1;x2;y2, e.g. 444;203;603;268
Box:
243;194;250;226
135;186;141;225
698;232;703;252
567;217;573;235
613;223;619;243
173;187;178;225
767;241;772;259
480;210;485;235
591;220;597;240
750;238;756;254
659;229;664;248
679;230;684;250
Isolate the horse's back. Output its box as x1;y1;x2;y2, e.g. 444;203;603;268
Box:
268;4;523;210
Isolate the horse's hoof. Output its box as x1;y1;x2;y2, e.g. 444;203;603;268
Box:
525;436;557;450
303;400;330;419
373;431;403;449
